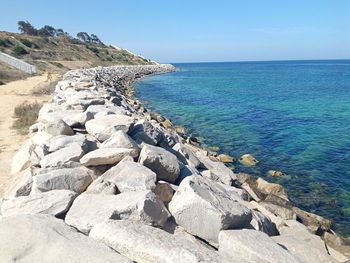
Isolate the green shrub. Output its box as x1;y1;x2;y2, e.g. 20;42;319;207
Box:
106;57;113;62
20;39;33;47
0;38;13;47
0;80;5;85
13;45;28;55
20;39;40;49
86;46;99;55
49;61;64;68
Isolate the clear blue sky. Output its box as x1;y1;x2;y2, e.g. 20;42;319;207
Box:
1;0;349;63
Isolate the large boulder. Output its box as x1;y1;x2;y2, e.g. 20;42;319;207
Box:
32;166;94;193
101;130;140;156
85;114;134;141
62;111;94;127
40;143;84;168
172;143;201;168
65;191;169;234
292;206;332;233
139;144;180;183
46;134;88;152
195;150;236;185
80;148;135;166
85;104;127;117
4;168;33;197
0;214;132;263
1;190;77;217
86;160;157;194
168;175;252;245
272;235;338;263
40;119;74;136
90;220;234;263
129;119;164;145
249;209;279;236
10;142;31;174
255;177;289;200
218;229;300;263
153;181;176;205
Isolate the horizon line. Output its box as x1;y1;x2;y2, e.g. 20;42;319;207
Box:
163;58;350;64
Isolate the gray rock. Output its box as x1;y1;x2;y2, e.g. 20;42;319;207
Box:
249;209;279;236
1;190;77;217
85;104;127;117
80;148;134;166
10;142;31;174
87;160;156;193
40;143;84;168
65;191;170;234
4;168;33;197
101;130;140;156
41;119;74;136
169;175;252;245
62;111;94;127
272;235;338;263
47;134;88;152
90;220;232;263
139;144;180;183
32;166;94;193
130;119;163;145
260;201;296;220
196;150;236;185
0;214;132;263
218;229;300;263
85;114;134;141
153;181;175;205
172;143;201;168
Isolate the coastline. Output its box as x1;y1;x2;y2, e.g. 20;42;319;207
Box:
1;64;349;262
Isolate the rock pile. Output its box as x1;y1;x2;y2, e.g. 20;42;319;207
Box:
1;64;349;263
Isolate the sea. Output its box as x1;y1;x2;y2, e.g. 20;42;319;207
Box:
133;60;350;236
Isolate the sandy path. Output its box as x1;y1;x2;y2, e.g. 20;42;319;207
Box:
0;74;59;196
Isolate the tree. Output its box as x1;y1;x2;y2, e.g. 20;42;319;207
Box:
56;28;65;36
17;21;38;36
38;25;57;37
90;34;102;44
76;32;91;42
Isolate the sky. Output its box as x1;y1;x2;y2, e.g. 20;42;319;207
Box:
0;0;349;63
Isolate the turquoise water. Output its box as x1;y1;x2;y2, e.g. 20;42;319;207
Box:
133;60;350;235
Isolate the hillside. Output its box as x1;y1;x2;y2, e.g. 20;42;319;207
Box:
0;31;156;83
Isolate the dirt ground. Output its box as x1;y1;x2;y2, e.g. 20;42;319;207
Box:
0;73;59;196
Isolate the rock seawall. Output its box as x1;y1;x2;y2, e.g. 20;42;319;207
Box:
1;64;349;262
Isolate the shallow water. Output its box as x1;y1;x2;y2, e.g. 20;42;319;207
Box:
133;60;350;235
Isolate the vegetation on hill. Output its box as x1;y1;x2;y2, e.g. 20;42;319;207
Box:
0;21;156;84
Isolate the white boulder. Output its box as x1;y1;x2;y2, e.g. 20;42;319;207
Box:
65;191;169;234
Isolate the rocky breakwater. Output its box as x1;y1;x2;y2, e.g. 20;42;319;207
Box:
0;64;349;263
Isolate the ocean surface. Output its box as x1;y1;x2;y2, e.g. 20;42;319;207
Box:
133;60;350;236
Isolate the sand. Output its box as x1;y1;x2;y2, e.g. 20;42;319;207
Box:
0;73;60;196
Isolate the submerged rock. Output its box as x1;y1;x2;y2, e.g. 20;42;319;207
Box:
239;154;259;166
